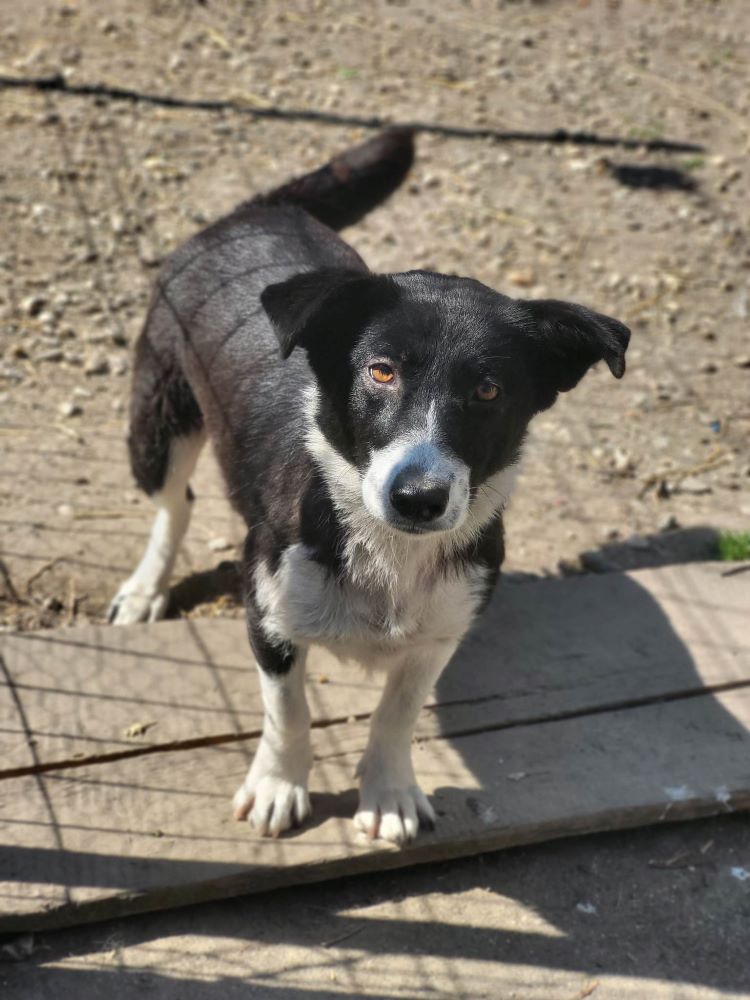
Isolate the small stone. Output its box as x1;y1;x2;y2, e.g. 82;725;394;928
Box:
34;349;64;363
59;400;82;418
57;504;74;518
658;514;680;532
21;294;46;317
38;310;57;327
700;361;719;374
678;476;712;495
84;353;110;376
734;356;750;369
507;268;536;288
109;354;129;376
138;238;161;267
656;480;671;499
0;364;24;382
110;212;127;235
612;449;634;475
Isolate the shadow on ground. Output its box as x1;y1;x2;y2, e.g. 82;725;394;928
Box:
165;525;724;617
2;816;748;998
1;529;748;997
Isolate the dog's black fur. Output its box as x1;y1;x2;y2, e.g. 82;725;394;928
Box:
113;129;630;843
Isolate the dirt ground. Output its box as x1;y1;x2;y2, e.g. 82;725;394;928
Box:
1;0;749;630
1;0;749;996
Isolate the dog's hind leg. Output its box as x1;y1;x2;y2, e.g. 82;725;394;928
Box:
109;432;205;624
109;329;205;625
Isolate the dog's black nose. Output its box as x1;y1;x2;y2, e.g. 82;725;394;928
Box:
389;471;450;523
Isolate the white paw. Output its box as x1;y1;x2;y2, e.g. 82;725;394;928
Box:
233;776;311;837
107;581;169;624
233;739;312;837
355;751;435;846
355;782;435;845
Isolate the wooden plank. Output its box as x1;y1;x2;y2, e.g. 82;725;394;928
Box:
0;619;384;774
0;616;395;773
1;684;748;932
2;562;748;775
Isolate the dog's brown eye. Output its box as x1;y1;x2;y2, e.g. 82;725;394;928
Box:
369;363;395;384
475;379;499;402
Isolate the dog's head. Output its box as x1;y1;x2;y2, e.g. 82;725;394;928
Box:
262;268;629;536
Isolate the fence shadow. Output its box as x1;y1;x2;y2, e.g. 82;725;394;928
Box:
1;536;748;997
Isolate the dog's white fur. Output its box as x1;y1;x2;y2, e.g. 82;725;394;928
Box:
232;650;313;837
108;431;205;624
233;386;517;844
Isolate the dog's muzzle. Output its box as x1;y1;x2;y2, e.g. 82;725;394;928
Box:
389;469;450;525
362;438;469;534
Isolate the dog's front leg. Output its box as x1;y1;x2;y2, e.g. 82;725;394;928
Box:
355;641;457;846
233;627;313;837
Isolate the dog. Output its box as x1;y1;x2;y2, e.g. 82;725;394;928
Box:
109;129;630;845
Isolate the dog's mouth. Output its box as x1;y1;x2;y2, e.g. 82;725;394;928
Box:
367;500;468;538
385;516;449;537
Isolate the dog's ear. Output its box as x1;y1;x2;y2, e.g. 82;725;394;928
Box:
523;298;630;410
261;268;373;359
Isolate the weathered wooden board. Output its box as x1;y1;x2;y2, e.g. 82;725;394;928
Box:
1;685;748;932
2;562;748;774
0;562;748;932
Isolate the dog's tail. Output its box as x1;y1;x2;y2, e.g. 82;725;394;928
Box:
254;127;415;231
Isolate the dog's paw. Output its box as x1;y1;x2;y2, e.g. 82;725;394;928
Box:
233;775;311;837
233;737;312;837
354;779;436;846
107;582;169;625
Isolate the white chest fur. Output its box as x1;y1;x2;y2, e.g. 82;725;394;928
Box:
254;541;488;663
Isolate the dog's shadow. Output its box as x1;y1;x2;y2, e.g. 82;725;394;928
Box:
175;526;746;852
427;525;747;830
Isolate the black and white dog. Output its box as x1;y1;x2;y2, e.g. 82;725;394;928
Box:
110;130;629;845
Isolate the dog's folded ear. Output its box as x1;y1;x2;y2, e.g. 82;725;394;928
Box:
523;298;630;410
261;268;374;359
